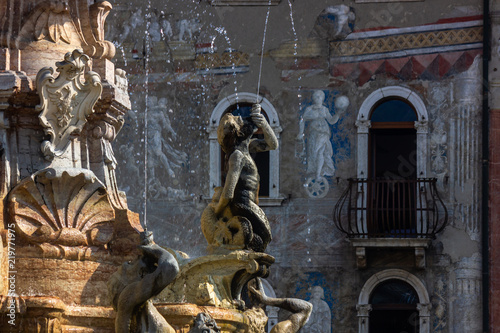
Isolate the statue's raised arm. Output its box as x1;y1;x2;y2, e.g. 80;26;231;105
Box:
249;104;278;153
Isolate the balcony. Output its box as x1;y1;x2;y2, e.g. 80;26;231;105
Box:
333;178;448;268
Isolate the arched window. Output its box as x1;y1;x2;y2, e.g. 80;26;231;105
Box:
356;86;428;179
357;269;431;333
369;279;419;333
208;93;284;205
354;86;430;238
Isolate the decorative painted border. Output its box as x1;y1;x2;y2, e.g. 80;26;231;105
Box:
331;26;483;60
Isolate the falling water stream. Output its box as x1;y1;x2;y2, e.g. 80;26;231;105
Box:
256;0;272;102
142;0;153;230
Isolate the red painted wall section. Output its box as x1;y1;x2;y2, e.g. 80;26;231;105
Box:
490;108;500;332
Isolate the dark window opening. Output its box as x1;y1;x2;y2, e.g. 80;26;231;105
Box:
368;99;418;237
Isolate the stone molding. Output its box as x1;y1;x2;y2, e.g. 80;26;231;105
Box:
356;86;428;178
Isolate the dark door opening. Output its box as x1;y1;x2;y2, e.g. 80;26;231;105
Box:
369;279;420;333
368;128;417;236
370;308;419;333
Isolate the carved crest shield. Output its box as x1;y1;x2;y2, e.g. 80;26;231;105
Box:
36;49;102;160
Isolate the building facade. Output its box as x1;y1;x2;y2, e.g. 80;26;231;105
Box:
0;0;496;332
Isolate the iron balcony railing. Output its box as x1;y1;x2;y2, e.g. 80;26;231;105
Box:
333;178;448;238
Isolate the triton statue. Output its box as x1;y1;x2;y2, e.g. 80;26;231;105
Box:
201;104;278;252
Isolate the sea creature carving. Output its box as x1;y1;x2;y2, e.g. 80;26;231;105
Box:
36;49;102;160
7;168;114;247
108;231;179;333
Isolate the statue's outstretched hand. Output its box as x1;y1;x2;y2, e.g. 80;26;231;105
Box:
248;278;268;304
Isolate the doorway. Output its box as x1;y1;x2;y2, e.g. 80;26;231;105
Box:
369;279;420;333
367;99;418;237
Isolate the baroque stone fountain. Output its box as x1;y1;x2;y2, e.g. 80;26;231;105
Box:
0;1;312;332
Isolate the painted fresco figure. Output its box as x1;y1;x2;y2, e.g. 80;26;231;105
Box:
302;286;332;333
146;97;188;198
248;278;312;333
108;231;179;333
201;104;278;252
297;90;348;180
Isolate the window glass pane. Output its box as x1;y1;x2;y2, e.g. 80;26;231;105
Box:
370;99;417;122
370;279;419;305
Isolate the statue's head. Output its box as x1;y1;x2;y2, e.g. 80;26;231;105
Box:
217;113;255;153
189;313;221;333
312;90;325;105
312;285;325;300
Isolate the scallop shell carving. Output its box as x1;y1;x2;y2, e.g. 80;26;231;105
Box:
7;168;115;247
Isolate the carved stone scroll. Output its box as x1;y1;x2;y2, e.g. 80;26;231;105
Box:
36;49;102;161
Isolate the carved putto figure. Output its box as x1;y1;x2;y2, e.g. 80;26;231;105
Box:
177;19;201;41
312;5;355;40
201;104;278;252
248;278;312;333
108;231;179;333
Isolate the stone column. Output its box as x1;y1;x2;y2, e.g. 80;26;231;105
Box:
356;304;372;333
417;303;431;333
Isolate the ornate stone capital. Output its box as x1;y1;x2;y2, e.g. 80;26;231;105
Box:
356;304;372;316
355;119;371;133
36;49;102;161
414;120;429;134
417;303;431;317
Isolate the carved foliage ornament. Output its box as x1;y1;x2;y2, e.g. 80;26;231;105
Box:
16;0;115;59
21;1;76;44
36;49;102;160
7;168;115;247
